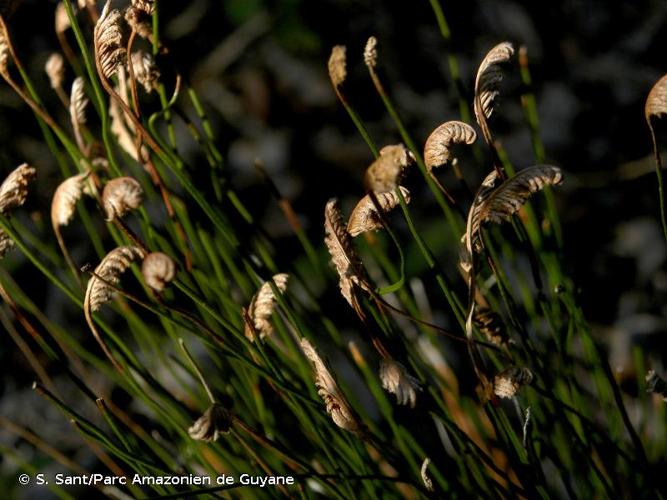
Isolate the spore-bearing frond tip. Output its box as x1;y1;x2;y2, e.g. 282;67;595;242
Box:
474;42;514;144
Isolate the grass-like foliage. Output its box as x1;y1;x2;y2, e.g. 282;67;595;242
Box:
0;1;665;498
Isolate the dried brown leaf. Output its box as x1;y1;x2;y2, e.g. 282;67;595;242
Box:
55;3;70;36
473;307;509;346
141;252;176;292
493;366;533;399
424;121;477;172
364;144;414;194
462;169;502;258
51;172;90;228
478;165;563;225
131;0;154;14
124;5;152;41
364;36;377;68
645;75;667;122
0;31;7;75
474;42;514;144
324;198;370;310
0;163;36;214
130;50;160;93
84;246;143;312
94;1;126;79
188;404;232;442
45;53;65;90
464;166;562;256
421;458;434;492
70;76;88;127
328;45;346;88
301;338;361;433
347;186;410;237
379;359;421;408
102;176;143;220
245;273;289;341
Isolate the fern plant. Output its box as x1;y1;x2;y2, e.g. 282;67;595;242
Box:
0;1;664;499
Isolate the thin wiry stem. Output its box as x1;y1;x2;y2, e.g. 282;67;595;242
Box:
53;224;83;288
647;122;667;242
0;298;58;395
93;32;164;158
179;338;216;405
83;296;125;373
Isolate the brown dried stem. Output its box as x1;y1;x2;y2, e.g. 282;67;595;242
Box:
83;293;125;373
54;223;82;288
0;289;58;395
93;25;164;158
123;29;191;269
0;416;88;476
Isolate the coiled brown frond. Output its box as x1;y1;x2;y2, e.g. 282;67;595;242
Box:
364;144;414;194
0;163;36;213
102;176;143;220
70;77;88;152
324;198;370;311
45;53;64;90
0;21;8;75
83;245;144;372
188;404;232;442
424;121;477;172
462;170;502;257
0;164;35;259
473;307;509;346
474;42;514;144
130;50;160;93
379;359;421;408
645;75;667;122
0;229;13;257
84;246;143;312
141;252;176;292
421;458;434;492
478;165;563;225
644;75;667;241
125;5;152;41
51;173;90;228
464;166;562;256
328;45;347;88
364;36;377;68
54;3;70;36
69;77;88;127
131;0;154;14
245;273;289;341
94;1;126;79
301;338;361;433
493;366;533;399
347;186;410;237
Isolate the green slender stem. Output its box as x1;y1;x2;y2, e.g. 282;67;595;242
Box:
648;124;667;242
427;0;473;123
367;63;463;236
395;187;466;327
